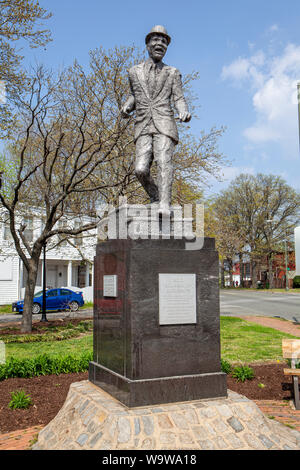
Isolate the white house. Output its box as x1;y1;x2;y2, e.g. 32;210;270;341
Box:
0;210;97;305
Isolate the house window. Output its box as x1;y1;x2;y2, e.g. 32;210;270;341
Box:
242;263;251;278
23;217;33;242
3;220;12;240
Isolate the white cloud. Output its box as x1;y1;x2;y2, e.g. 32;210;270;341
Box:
221;57;250;82
222;43;300;158
221;51;265;88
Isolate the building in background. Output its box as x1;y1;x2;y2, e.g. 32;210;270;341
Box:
223;249;296;289
0;211;97;305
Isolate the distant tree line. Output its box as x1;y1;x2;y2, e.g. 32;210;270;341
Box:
205;173;300;288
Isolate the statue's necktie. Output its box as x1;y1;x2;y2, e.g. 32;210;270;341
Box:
148;63;157;98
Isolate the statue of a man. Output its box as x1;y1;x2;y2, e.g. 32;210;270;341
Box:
122;25;191;215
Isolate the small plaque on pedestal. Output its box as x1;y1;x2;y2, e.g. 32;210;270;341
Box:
103;275;118;297
159;273;197;325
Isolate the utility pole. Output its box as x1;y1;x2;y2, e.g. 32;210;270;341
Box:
41;242;48;322
266;219;274;289
284;237;289;291
298;83;300;151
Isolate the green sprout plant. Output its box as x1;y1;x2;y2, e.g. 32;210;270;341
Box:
9;389;33;409
232;365;255;382
221;358;232;374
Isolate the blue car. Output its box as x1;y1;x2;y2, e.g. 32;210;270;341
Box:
12;288;84;314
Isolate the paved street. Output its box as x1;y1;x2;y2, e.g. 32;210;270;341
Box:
1;292;300;324
220;290;300;322
0;309;93;324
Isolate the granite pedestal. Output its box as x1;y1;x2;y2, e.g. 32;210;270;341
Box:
89;237;227;407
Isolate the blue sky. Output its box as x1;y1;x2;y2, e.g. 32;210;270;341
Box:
14;0;300;196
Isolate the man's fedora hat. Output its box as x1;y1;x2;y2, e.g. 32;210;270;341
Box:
145;25;171;45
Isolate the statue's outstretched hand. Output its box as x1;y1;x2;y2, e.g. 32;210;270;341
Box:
179;112;191;123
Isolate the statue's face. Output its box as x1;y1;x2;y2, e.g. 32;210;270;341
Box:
146;34;168;62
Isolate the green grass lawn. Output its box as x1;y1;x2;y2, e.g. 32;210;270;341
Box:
0;305;13;314
80;302;93;309
5;334;93;360
3;315;298;365
220;316;298;363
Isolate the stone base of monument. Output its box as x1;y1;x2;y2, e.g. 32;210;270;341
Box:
32;380;300;450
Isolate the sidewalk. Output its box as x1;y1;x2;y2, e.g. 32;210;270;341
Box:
0;426;43;450
0;308;93;325
254;400;300;432
240;316;300;337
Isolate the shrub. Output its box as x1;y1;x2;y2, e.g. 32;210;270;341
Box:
287;359;300;369
293;276;300;288
221;358;232;374
232;365;255;382
9;390;33;409
0;321;93;344
0;351;93;381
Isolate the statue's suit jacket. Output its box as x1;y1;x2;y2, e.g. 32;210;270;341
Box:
126;62;189;145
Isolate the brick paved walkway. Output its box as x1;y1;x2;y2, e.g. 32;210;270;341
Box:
0;425;42;450
241;316;300;337
254;400;300;433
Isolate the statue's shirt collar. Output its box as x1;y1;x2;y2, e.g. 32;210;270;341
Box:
145;58;164;73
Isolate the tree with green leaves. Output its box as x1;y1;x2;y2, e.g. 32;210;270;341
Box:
0;57;133;333
0;0;52;135
205;197;244;287
209;173;300;288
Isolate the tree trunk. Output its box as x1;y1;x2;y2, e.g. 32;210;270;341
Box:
220;261;225;288
252;260;258;288
228;259;233;287
239;254;244;287
21;258;40;333
268;254;274;289
250;258;257;288
249;261;253;288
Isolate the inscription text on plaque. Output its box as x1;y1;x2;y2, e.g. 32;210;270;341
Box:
159;273;197;325
103;275;118;297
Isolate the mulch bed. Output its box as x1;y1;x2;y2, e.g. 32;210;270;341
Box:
0;372;88;433
0;363;298;434
0;318;92;336
226;363;297;400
